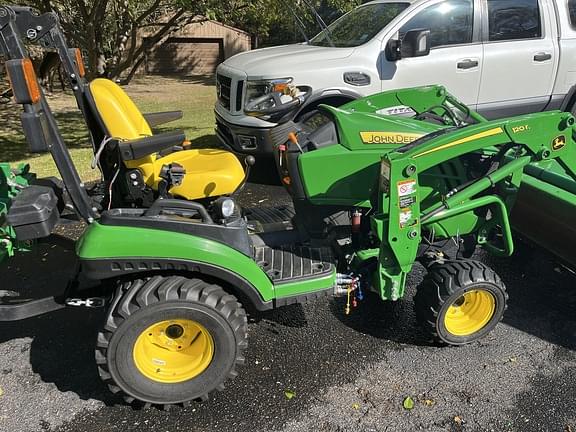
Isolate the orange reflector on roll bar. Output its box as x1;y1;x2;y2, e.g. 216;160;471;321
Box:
5;58;41;104
21;59;40;104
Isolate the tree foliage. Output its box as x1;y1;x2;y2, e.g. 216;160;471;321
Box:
0;0;360;83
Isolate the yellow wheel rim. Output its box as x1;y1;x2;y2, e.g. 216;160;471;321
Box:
133;319;214;383
444;290;496;336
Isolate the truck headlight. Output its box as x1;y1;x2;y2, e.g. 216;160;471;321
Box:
245;78;293;109
244;78;311;119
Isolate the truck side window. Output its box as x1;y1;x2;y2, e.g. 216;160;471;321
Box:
399;0;474;48
569;0;576;28
487;0;541;41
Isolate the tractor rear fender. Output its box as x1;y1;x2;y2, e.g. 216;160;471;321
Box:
76;222;275;311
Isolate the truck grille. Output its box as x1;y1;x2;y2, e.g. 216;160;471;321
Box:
236;80;244;112
217;73;245;113
216;73;232;110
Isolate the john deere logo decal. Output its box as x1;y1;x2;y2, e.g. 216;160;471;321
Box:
360;132;423;144
552;135;566;151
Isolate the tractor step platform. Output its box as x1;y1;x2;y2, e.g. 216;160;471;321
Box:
254;245;334;284
244;205;295;233
0;296;65;321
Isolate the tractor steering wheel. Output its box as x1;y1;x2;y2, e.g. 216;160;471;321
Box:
415;104;460;126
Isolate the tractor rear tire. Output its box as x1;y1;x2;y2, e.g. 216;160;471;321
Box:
95;275;248;408
414;260;507;345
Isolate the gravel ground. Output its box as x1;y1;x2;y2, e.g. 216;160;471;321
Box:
0;182;574;432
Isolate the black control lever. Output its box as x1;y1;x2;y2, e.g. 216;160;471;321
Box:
232;155;256;196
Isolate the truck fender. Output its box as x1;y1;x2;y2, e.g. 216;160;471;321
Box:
295;88;362;119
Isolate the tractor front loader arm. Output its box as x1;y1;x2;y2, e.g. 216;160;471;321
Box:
371;110;576;301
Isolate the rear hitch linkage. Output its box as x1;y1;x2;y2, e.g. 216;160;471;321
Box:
65;297;106;308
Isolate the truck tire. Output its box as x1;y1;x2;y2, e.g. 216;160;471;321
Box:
414;260;507;345
95;275;248;408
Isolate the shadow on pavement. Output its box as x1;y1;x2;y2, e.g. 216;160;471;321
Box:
488;244;576;351
0;240;120;405
327;288;433;347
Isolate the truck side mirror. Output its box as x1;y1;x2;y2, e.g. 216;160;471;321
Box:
401;29;431;58
385;39;402;61
384;29;430;62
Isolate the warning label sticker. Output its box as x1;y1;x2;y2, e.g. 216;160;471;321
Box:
399;196;416;208
397;180;416;197
400;209;412;228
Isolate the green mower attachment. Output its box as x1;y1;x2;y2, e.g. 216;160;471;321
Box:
0;163;36;263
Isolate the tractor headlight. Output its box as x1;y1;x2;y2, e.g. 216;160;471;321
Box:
214;197;236;219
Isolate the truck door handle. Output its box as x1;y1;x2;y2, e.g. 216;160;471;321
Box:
533;52;552;62
457;59;479;70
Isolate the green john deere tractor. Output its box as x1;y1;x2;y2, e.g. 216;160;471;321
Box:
1;5;575;408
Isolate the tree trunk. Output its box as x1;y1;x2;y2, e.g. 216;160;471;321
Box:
38;52;61;93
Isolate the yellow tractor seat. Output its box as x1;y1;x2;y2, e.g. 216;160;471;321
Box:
88;78;244;200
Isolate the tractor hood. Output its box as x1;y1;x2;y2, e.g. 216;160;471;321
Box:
222;43;355;80
323;106;445;151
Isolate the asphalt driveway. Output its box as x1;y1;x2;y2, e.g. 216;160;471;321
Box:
0;182;574;432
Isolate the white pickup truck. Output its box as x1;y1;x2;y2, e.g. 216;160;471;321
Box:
214;0;576;155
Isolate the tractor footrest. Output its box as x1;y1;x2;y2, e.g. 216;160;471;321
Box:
254;245;334;283
245;205;295;233
0;296;65;321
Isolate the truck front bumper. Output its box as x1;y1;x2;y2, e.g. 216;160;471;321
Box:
215;111;296;156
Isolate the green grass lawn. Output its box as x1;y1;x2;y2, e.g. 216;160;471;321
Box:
0;76;218;181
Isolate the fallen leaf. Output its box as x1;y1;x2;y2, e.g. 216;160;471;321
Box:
565;425;573;432
403;396;414;410
423;398;435;406
454;415;463;425
284;389;295;400
0;386;3;397
352;403;360;410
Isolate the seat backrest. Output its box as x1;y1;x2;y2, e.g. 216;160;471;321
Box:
89;78;153;140
88;78;156;176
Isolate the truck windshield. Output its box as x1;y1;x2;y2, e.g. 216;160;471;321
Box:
310;2;409;47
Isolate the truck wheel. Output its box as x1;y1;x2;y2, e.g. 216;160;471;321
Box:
95;275;248;407
414;260;507;345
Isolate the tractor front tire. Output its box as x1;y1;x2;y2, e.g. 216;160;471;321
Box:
414;260;507;345
96;275;248;407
